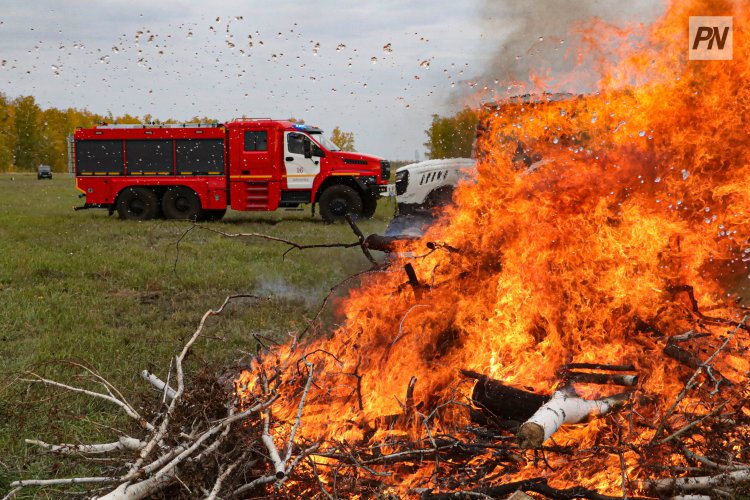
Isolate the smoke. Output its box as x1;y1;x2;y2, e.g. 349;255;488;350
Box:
254;277;323;307
461;0;665;101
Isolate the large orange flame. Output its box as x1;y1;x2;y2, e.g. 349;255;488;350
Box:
238;0;750;495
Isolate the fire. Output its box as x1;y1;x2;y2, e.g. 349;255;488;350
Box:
237;0;750;496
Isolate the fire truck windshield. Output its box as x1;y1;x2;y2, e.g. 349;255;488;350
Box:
309;132;340;152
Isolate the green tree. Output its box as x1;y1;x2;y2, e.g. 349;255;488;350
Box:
115;113;142;124
39;107;69;171
423;107;479;159
13;95;43;171
329;126;355;151
0;93;16;171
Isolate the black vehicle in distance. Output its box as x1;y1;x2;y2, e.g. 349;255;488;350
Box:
37;164;52;180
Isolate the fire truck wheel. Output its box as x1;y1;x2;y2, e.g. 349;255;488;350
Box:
116;187;160;221
162;187;203;221
319;185;363;223
202;209;226;222
362;192;377;219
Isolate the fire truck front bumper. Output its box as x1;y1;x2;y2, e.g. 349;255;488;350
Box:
379;184;396;196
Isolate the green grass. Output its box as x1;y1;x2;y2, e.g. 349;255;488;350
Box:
0;173;393;494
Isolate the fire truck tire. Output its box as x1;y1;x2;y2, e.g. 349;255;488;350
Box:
162;187;203;221
202;209;226;222
116;187;160;221
319;185;363;223
362;192;377;219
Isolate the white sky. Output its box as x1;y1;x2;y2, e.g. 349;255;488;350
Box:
0;1;663;160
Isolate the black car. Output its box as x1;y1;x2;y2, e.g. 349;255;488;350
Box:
37;165;52;179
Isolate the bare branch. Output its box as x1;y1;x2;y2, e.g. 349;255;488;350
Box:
140;370;176;401
21;373;153;432
26;437;145;455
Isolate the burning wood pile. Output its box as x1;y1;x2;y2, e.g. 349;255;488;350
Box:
9;0;750;498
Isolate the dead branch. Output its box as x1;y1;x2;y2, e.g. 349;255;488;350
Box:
184;223;360;260
25;437;145;455
139;370;176;401
205;454;247;500
9;477;119;488
363;233;420;253
663;341;733;388
647;468;750;494
344;214;378;265
651;315;748;442
667;285;750;333
20;372;153;432
128;295;265;475
283;358;315;464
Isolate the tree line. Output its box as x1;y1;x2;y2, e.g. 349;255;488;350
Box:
0;90;477;172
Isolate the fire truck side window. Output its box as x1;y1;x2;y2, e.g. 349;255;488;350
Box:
75;140;124;175
175;139;225;175
287;132;305;155
244;131;267;151
126;140;173;175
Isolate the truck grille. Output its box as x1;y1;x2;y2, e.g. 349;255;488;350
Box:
380;160;391;180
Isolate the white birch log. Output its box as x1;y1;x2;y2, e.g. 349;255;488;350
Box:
517;386;629;449
648;469;750;493
26;436;144;454
95;473;174;500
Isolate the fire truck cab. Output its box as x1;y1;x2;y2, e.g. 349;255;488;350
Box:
72;119;391;222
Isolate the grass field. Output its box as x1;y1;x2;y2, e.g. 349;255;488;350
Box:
0;173;394;494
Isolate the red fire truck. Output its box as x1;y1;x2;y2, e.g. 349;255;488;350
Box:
72;119;391;222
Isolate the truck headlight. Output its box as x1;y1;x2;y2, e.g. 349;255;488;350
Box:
395;170;408;195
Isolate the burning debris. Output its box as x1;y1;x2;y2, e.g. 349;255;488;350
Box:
9;0;750;498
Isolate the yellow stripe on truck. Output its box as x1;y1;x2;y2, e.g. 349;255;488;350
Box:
230;175;273;180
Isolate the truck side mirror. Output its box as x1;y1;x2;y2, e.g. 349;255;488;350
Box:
303;140;313;159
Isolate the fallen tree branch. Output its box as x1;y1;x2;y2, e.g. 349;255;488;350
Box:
10;477;119;488
647;468;750;494
344;214;378;266
363;233;420;253
25;437;145;455
652;315;748;443
183;224;360;261
140;370;177;401
20;373;153;432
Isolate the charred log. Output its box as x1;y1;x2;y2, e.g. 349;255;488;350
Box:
557;369;639;387
404;263;426;299
462;370;548;429
664;341;734;387
364;234;419;252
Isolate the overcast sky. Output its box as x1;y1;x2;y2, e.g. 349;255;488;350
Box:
0;1;663;160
